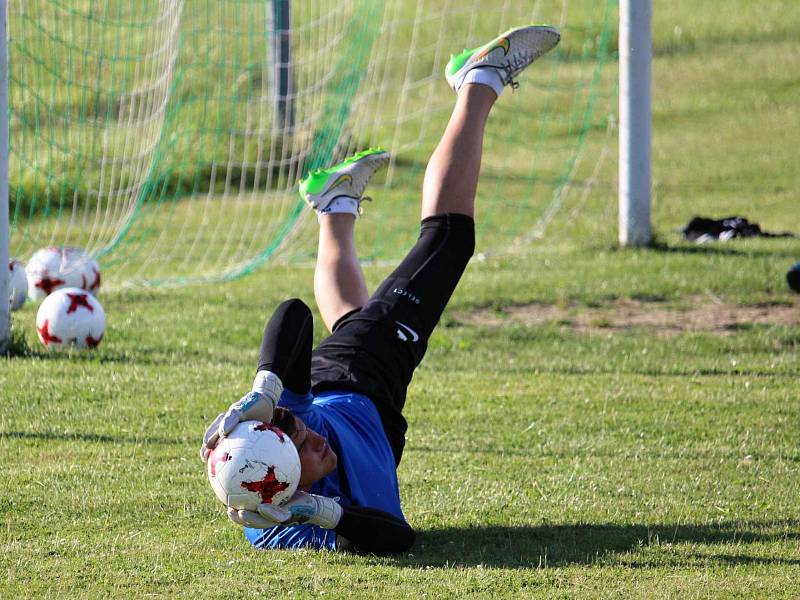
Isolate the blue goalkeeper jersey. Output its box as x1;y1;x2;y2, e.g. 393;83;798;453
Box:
244;389;404;550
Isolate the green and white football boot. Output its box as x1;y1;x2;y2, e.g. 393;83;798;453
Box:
299;148;390;217
445;25;561;93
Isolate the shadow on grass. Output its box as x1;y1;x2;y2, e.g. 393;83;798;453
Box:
0;429;186;446
2;344;201;367
632;242;798;259
394;522;800;569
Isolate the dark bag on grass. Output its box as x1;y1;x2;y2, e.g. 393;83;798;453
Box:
682;215;795;243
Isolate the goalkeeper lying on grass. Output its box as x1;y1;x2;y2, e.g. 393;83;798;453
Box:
200;25;561;553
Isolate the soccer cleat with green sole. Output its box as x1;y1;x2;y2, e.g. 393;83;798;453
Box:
299;148;390;215
445;25;561;93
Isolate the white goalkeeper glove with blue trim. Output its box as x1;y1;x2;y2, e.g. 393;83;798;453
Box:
200;370;283;462
227;491;343;530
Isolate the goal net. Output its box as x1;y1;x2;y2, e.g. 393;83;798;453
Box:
6;0;615;287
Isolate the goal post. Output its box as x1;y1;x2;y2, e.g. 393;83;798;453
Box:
619;0;652;247
0;0;9;353
269;0;295;133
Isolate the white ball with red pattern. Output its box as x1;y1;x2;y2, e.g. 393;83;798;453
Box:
26;247;100;302
81;257;102;295
35;287;106;350
8;259;28;311
207;420;301;511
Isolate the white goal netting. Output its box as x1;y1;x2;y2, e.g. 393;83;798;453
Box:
7;0;616;287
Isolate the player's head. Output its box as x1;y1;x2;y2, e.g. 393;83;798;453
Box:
272;407;338;490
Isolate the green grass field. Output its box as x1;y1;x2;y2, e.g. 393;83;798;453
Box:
3;1;800;598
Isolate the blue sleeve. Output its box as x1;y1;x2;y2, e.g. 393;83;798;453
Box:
278;389;314;414
245;525;337;551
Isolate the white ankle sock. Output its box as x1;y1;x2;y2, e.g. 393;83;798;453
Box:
318;197;359;220
461;68;504;97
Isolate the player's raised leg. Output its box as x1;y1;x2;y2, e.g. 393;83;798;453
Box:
423;25;561;219
299;148;390;332
421;85;495;219
314;215;368;333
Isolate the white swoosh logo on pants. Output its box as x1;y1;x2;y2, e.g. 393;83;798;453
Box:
395;321;419;343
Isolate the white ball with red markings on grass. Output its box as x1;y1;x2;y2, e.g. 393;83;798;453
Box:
207;420;301;511
26;247;101;302
8;259;28;311
76;254;102;296
35;287;106;350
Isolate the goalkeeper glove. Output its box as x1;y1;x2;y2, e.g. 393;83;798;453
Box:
226;491;343;530
200;370;283;462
